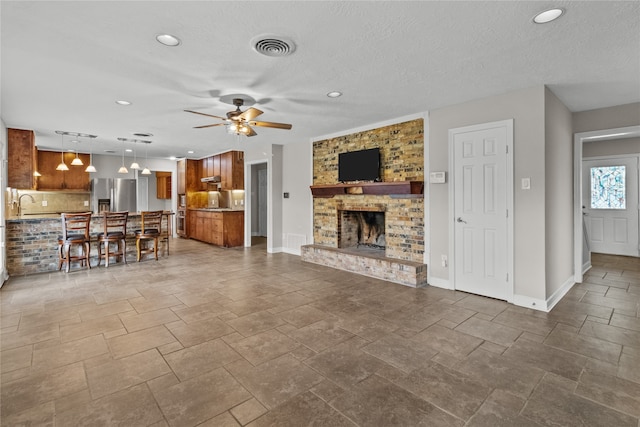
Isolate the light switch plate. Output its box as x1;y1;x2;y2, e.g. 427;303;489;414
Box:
84;200;89;206
521;178;531;190
42;200;48;207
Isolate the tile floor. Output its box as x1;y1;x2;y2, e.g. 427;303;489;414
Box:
1;239;639;426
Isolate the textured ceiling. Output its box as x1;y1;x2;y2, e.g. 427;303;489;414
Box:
1;1;639;160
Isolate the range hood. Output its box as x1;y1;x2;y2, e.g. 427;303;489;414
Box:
201;175;221;183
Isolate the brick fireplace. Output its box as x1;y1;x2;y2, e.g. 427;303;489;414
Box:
301;118;427;287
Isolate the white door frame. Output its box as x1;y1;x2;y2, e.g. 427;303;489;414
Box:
448;119;514;302
573;125;640;282
244;159;269;248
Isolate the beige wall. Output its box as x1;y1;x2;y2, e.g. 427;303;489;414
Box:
429;86;547;300
544;88;574;299
583;137;640;157
573;102;640;133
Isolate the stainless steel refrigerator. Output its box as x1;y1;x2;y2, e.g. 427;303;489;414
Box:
91;178;137;213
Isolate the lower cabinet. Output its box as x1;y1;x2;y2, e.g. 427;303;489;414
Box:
187;210;244;247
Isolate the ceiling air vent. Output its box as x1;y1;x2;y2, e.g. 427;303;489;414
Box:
252;35;296;57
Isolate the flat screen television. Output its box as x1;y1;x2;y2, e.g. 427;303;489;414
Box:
338;148;380;183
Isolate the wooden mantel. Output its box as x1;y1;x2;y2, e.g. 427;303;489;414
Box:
310;181;423;198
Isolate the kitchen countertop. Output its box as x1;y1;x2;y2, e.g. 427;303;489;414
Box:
6;211;175;222
188;208;244;212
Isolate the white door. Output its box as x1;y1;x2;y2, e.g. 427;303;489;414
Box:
583;156;639;257
451;120;512;300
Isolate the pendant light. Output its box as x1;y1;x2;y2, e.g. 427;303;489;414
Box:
130;141;140;170
118;139;128;174
56;132;69;171
141;141;151;175
71;150;84;166
84;135;97;173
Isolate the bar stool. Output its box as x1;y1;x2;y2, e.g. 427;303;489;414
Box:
135;210;163;261
97;211;128;267
58;212;92;273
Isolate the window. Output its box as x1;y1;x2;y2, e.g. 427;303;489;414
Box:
590;166;626;209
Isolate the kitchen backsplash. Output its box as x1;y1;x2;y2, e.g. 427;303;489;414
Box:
6;189;91;218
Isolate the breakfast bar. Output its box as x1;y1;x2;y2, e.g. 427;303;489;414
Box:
6;212;174;276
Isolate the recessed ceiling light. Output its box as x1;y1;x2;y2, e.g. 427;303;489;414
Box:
169;156;177;161
125;149;133;153
104;150;116;154
327;91;342;98
156;34;181;47
187;150;194;154
115;100;131;106
533;8;564;24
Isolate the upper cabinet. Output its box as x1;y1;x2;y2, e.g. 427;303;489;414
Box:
8;128;37;189
177;159;186;194
36;151;91;190
177;151;244;195
220;151;244;190
156;172;171;199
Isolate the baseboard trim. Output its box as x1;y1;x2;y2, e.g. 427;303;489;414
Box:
512;294;550;312
427;276;453;290
545;275;575;312
282;247;301;256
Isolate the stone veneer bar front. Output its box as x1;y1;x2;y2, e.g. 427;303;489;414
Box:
6;213;172;276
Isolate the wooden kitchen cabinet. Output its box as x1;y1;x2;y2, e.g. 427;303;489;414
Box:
36;150;90;190
156;172;171;199
177;159;186;194
220;151;244;190
8;128;37;189
187;209;244;247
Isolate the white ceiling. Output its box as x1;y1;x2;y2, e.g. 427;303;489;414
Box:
2;1;639;160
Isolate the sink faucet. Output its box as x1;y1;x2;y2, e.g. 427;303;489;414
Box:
18;194;36;216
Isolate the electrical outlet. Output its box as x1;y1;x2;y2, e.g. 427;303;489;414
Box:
42;200;48;207
441;255;448;268
240;199;244;205
84;200;89;206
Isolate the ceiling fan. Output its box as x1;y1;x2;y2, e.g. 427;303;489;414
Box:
185;98;292;137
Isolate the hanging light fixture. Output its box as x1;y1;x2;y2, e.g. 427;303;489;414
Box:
118;139;128;174
141;140;152;175
130;141;140;170
71;149;84;166
84;135;97;173
55;131;69;171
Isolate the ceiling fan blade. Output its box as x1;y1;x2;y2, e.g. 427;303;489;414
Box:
184;109;228;121
193;123;226;129
245;125;258;137
238;107;263;121
249;120;292;130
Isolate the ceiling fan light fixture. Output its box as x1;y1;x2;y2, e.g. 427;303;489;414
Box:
533;8;564;24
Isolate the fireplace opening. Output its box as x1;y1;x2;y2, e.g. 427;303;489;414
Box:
339;210;385;251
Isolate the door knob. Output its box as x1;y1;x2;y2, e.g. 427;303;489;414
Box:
456;217;467;224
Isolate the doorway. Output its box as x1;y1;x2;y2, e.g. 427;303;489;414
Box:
582;156;639;257
449;119;514;301
248;162;268;245
573;125;640;283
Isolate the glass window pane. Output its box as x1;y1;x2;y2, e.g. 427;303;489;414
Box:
590;166;626;209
